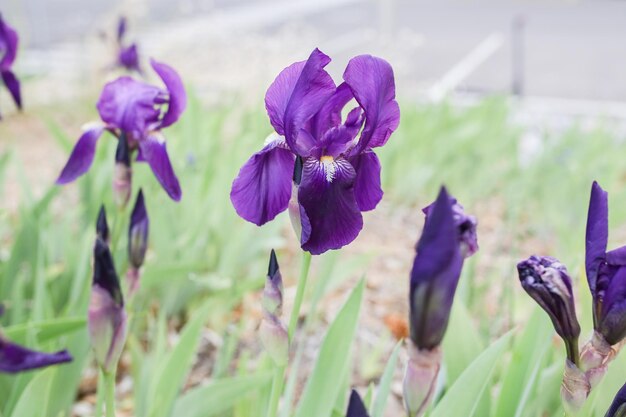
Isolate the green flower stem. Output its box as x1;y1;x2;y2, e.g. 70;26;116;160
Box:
266;250;313;417
94;369;105;417
104;370;117;417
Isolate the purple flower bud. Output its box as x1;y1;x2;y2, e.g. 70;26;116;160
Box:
423;197;478;258
403;342;441;417
585;181;626;346
128;189;149;270
89;230;127;373
346;390;370;417
409;186;467;350
288;156;305;243
605;380;626;417
113;134;132;208
0;337;72;373
517;255;581;363
259;250;288;366
97;205;109;242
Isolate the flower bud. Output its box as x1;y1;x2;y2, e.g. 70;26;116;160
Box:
517;255;581;363
259;250;288;366
423;196;478;258
403;341;441;417
113;134;132;208
128;189;149;270
89;210;127;373
346;390;370;417
561;359;590;414
605;380;626;417
409;187;467;350
97;205;109;242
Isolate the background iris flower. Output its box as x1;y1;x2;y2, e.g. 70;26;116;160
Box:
230;48;400;255
56;59;187;201
0;14;21;118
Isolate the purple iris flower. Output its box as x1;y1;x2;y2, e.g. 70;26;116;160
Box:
89;207;127;372
230;48;400;255
586;181;626;345
0;307;72;373
115;17;142;74
409;187;476;350
605;381;626;417
346;390;369;417
0;14;22;118
56;59;187;201
517;255;581;363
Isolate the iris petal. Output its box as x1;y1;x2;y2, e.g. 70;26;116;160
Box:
56;125;106;184
586;181;609;296
598;267;626;345
0;18;18;69
1;70;21;109
0;339;72;373
265;48;335;156
231;135;295;226
343;55;400;154
139;134;182;201
151;59;187;128
350;150;383;211
298;157;362;255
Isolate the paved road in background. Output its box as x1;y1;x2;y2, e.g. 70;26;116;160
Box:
5;0;626;102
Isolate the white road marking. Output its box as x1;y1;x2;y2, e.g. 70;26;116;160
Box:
428;32;504;102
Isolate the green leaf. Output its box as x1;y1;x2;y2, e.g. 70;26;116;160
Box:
11;369;54;417
172;373;272;417
442;299;484;385
4;317;86;344
148;302;212;417
294;279;364;417
430;331;512;417
494;307;553;417
371;341;402;417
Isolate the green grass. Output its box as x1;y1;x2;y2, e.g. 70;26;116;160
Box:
1;93;626;417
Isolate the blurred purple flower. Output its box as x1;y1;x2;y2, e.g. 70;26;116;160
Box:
89;208;127;372
585;181;626;345
0;14;21;118
115;17;141;74
259;249;288;366
231;48;400;255
0;307;72;373
346;390;369;417
409;186;471;350
128;189;149;270
517;255;581;362
56;59;187;201
422;197;478;257
605;380;626;417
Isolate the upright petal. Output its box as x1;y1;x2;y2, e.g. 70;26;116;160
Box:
231;135;295;225
0;339;72;373
298;157;363;255
343;55;400;154
1;70;21;109
119;44;141;73
346;390;370;417
586;181;609;296
139;134;182;201
151;59;187;128
265;48;335;155
350;150;383;211
56;125;106;184
97;77;162;136
409;186;463;350
308;83;354;139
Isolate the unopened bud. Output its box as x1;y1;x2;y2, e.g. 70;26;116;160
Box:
288;156;305;243
97;205;109;242
113;134;132;208
403;341;441;417
128;189;149;270
259;249;288;366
